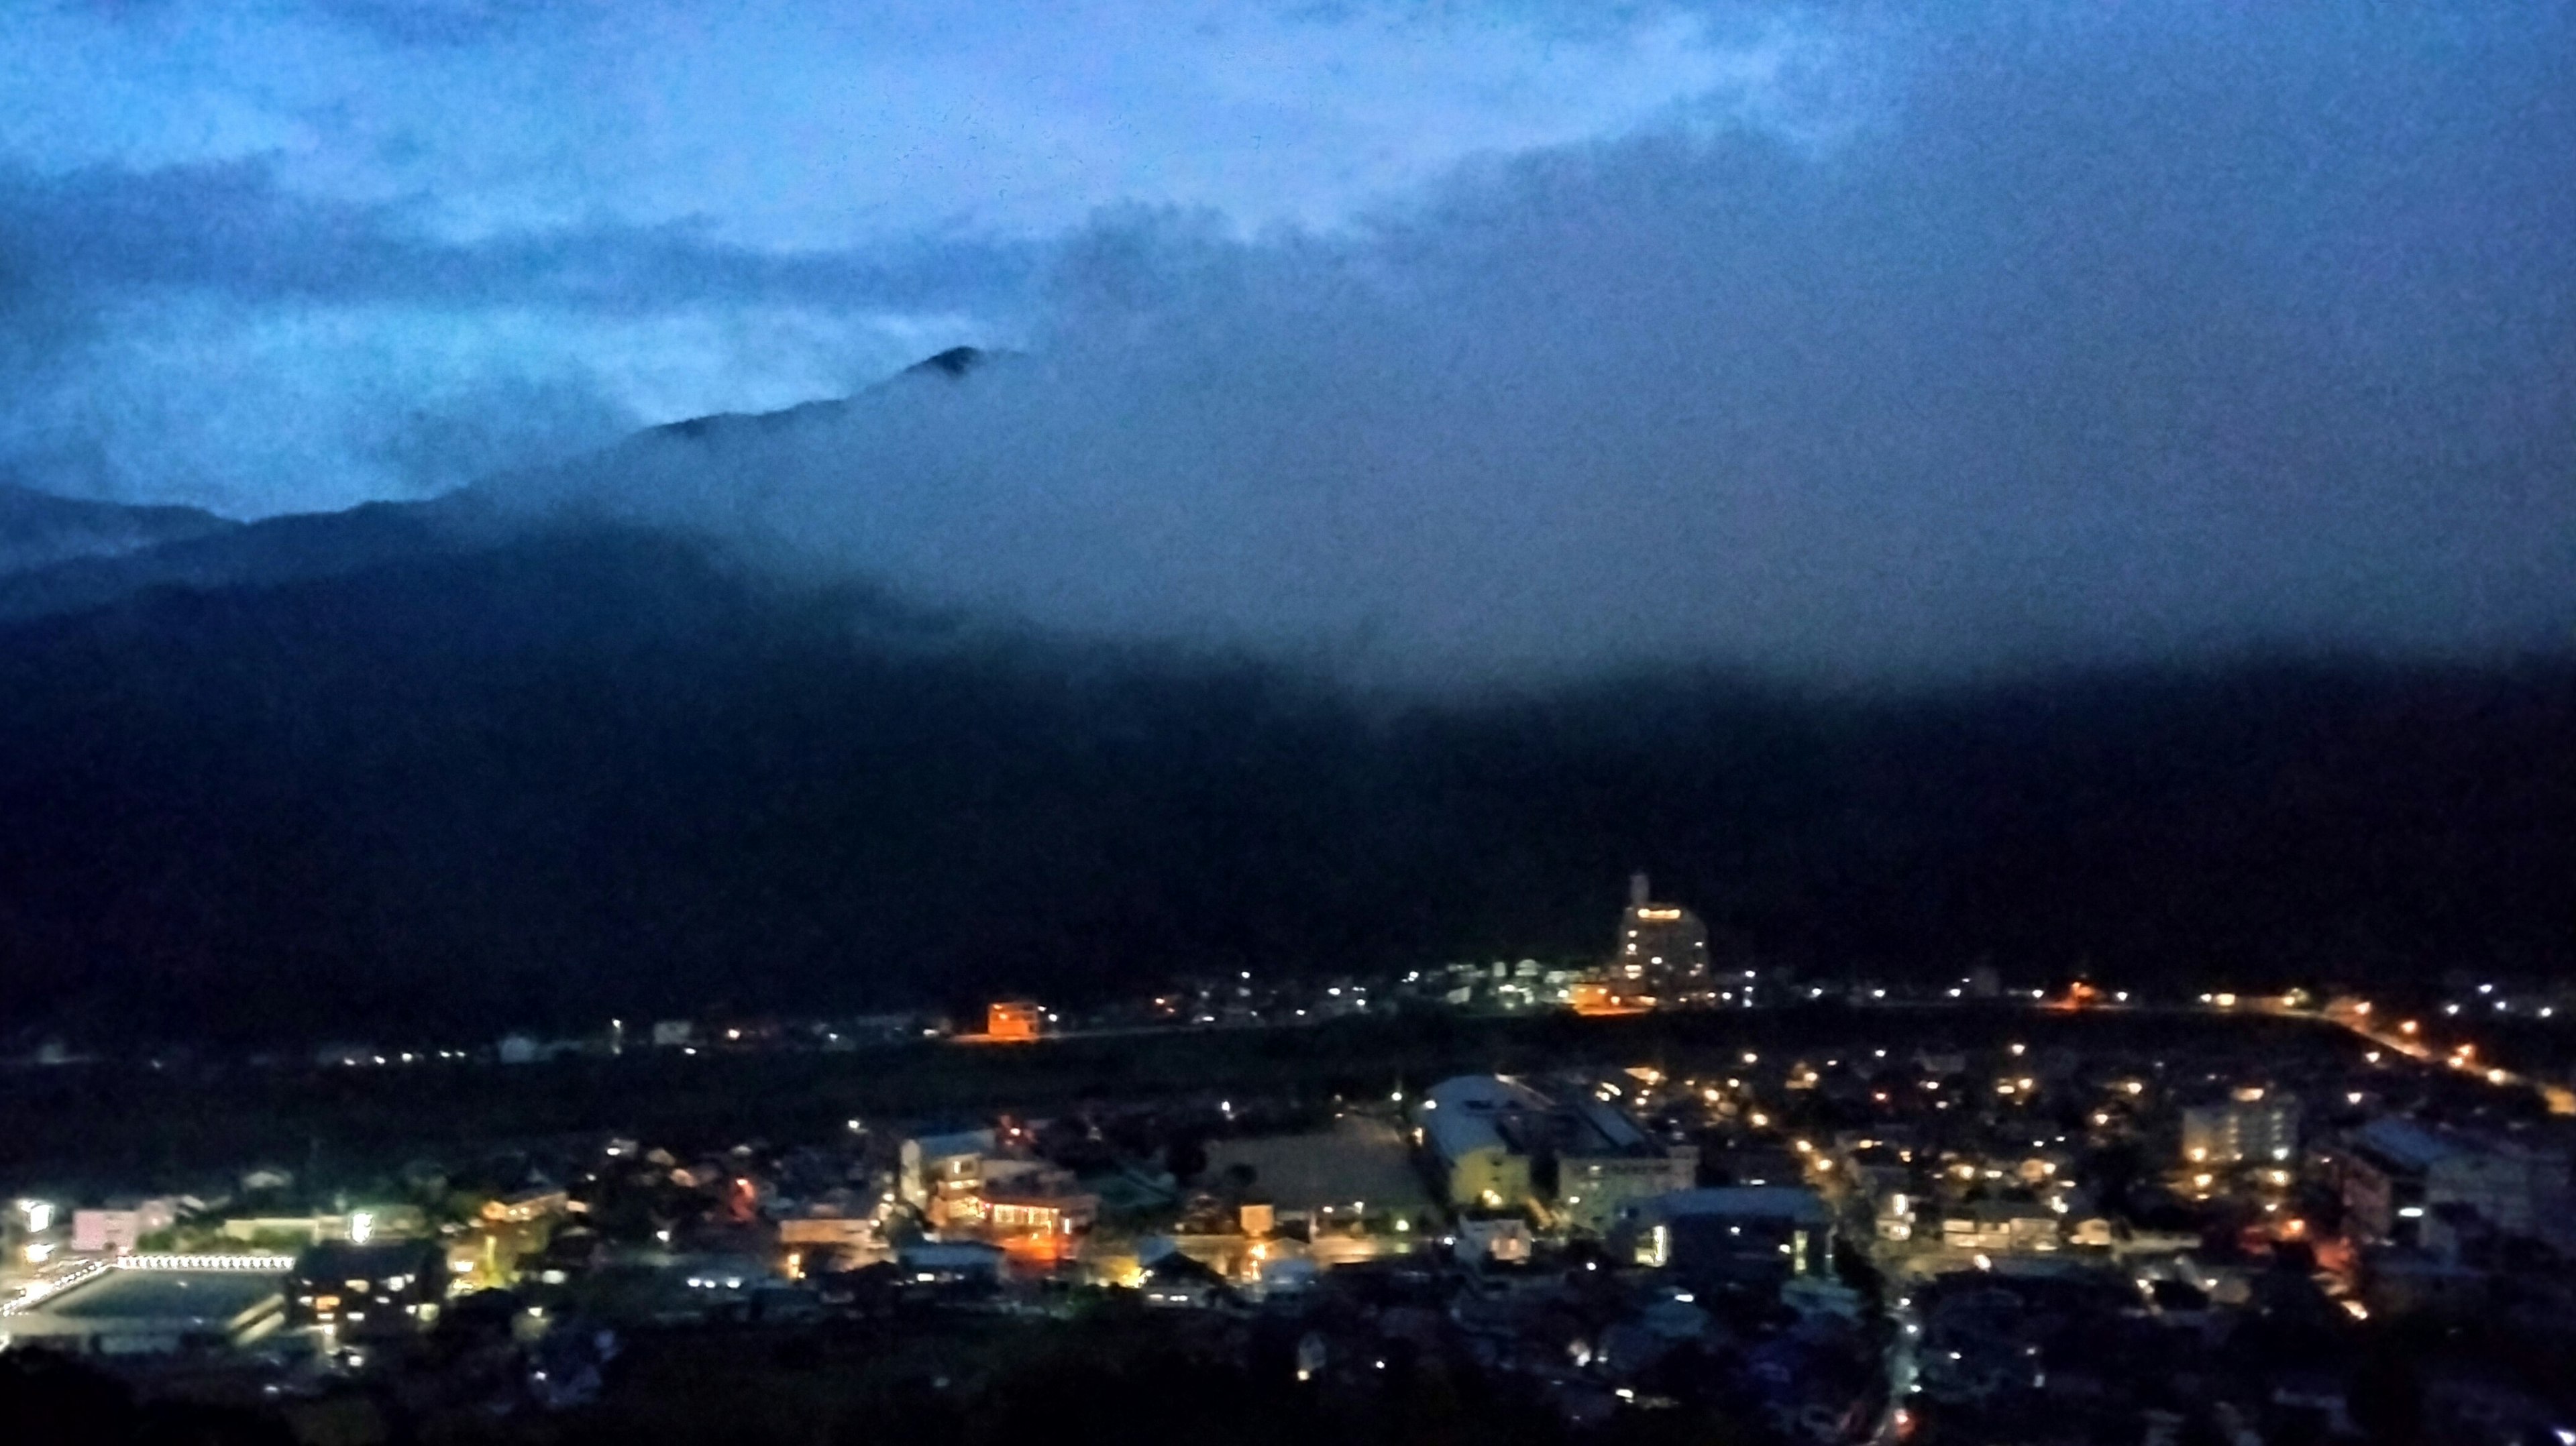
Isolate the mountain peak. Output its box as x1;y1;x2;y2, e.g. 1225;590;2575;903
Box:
903;345;994;379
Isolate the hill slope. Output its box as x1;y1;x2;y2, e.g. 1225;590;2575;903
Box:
0;522;2566;1045
0;484;239;577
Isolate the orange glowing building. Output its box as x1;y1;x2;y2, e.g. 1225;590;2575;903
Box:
986;999;1044;1042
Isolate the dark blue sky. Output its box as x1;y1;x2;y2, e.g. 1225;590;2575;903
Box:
2;1;2570;678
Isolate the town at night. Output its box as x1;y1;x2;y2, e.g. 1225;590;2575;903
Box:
3;4;2572;1443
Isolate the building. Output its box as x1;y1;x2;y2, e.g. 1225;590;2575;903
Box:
967;1184;1099;1243
955;1157;1098;1244
288;1240;447;1334
219;1207;427;1247
1419;1076;1546;1209
1415;1074;1697;1230
2341;1119;2571;1247
1557;1094;1702;1234
2180;1086;2300;1167
71;1199;178;1255
1612;1186;1836;1286
899;1129;998;1217
896;1239;1005;1286
1935;1201;2062;1254
985;1000;1044;1042
1612;872;1709;997
482;1186;569;1225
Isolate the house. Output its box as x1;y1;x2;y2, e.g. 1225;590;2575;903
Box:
1613;1186;1836;1286
289;1240;447;1335
1137;1249;1230;1309
898;1129;998;1219
896;1240;1004;1286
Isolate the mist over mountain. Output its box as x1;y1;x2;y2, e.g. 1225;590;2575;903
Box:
0;477;2566;1046
0;484;238;577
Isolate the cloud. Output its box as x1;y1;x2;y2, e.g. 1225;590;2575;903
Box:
0;2;2569;676
0;160;1020;509
528;3;2576;683
0;1;1797;512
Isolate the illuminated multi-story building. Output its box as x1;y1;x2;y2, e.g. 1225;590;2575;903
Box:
2180;1086;2300;1167
1613;872;1709;997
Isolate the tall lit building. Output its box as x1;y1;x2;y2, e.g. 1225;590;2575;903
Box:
1614;872;1708;997
2180;1086;2300;1167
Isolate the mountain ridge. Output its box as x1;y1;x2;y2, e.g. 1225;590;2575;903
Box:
0;482;241;578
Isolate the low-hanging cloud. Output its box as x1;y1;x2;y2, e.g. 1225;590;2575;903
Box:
528;5;2576;683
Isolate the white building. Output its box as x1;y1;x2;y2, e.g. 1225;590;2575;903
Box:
898;1129;998;1216
1415;1074;1696;1231
1613;872;1711;995
2181;1086;2300;1167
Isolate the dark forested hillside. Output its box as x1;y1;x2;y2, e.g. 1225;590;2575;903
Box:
0;524;2569;1045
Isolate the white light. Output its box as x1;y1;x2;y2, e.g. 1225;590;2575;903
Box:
19;1201;52;1234
349;1211;375;1245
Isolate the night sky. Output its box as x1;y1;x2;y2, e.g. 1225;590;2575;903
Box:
3;2;2571;681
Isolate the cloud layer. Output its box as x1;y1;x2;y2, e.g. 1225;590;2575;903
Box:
522;5;2576;681
3;3;2572;678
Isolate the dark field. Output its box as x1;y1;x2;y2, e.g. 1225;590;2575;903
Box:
0;1005;2366;1193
